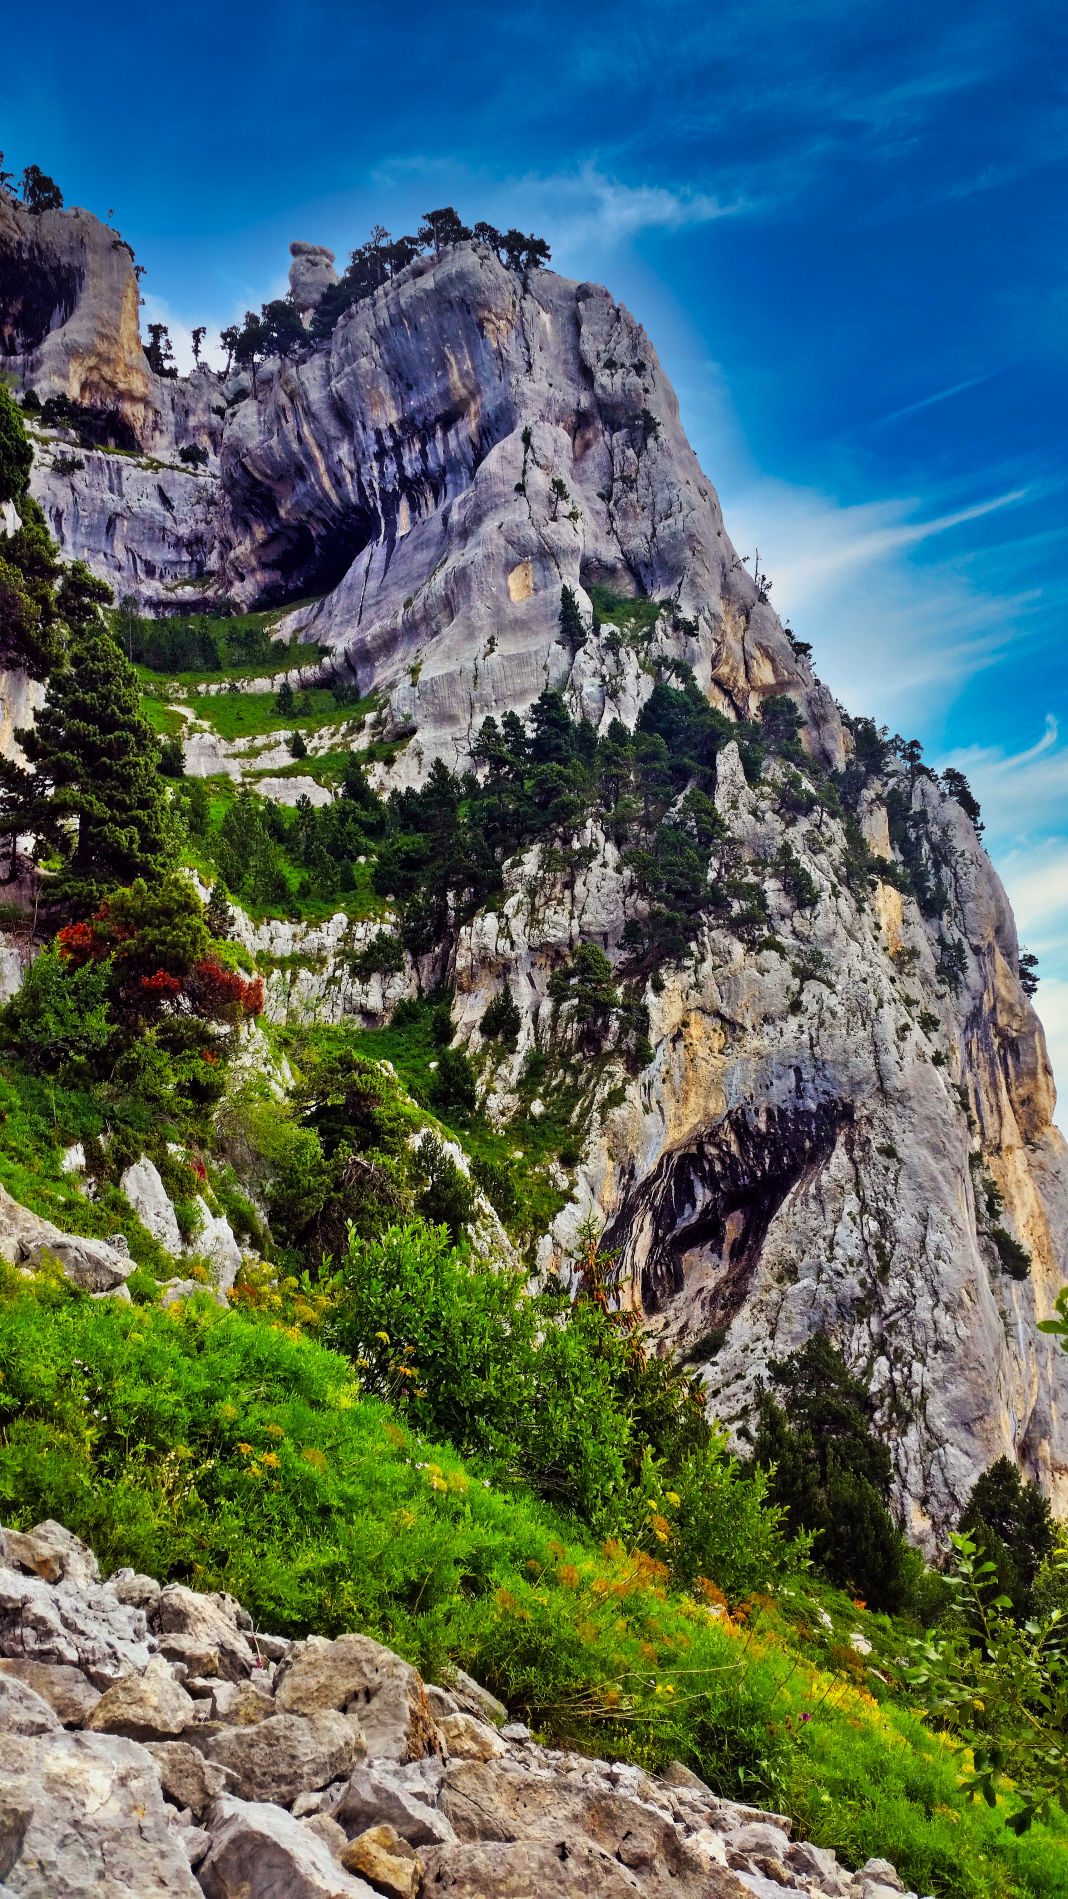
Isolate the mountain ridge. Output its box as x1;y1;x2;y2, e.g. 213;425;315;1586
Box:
1;193;1066;1541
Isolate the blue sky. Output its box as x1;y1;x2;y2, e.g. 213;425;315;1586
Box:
4;0;1067;1096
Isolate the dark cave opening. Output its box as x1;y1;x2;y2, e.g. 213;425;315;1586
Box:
604;1099;846;1323
251;503;379;607
0;250;82;355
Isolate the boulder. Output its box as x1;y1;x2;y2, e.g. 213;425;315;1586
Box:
179;1824;212;1869
724;1822;792;1862
154;1583;255;1680
119;1156;183;1256
0;1564;152;1687
660;1760;711;1796
202;1709;364;1805
86;1652;196;1740
104;1567;161;1612
187;1197;242;1291
157;1629;222;1676
0;1185;134;1292
0;1521;100;1590
420;1838;651;1898
0;1673;59;1735
274;1632;440;1761
144;1737;232;1817
860;1863;904;1893
210;1677;275;1724
161;1278;227;1309
303;1812;350;1854
439;1760;726;1898
330;1765;456;1847
447;1668;508;1725
438;1711;506;1762
340;1823;421;1899
199;1795;377;1899
288;242;339;318
0;1659;100;1727
0;1726;202;1896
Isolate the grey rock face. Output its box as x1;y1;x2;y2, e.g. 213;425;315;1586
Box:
9;211;822;769
29;436;222;614
435;745;1068;1537
4;205;1066;1528
0;197;159;440
0;1727;202;1897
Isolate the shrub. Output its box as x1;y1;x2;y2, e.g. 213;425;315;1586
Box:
429;1046;477;1117
414;1134;475;1241
0;947;111;1075
482;987;522;1044
350;931;405;978
992;1224;1031;1280
471;1153;517;1221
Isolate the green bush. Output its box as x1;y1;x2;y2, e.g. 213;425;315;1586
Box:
481;987;522;1043
350;931;405;978
414;1134;475;1241
330;1218;795;1589
958;1456;1054;1621
471;1152;517;1220
429;1046;477;1117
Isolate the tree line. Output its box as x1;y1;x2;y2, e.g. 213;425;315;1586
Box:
209;207;551;382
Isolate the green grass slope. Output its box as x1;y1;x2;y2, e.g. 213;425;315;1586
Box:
0;1271;1063;1899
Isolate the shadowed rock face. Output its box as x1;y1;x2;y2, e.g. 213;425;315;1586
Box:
605;1099;849;1318
0;198;158;439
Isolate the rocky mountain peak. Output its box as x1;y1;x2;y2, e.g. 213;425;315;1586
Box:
1;201;1066;1542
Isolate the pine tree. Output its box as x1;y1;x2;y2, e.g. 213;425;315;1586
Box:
0;385;64;680
18;573;176;913
559;584;587;655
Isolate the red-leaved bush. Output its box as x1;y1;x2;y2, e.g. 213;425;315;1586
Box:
185;958;263;1019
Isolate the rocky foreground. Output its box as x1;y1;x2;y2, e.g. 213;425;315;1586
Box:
0;1516;927;1899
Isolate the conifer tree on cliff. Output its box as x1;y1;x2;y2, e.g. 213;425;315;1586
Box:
0;384;64;681
18;567;176;913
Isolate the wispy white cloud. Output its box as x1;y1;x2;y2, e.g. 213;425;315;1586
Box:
940;718;1068;852
716;473;1038;720
867;372;1001;429
369;156;747;260
521;164;748;260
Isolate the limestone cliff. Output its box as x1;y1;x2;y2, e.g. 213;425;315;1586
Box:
2;201;1066;1542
